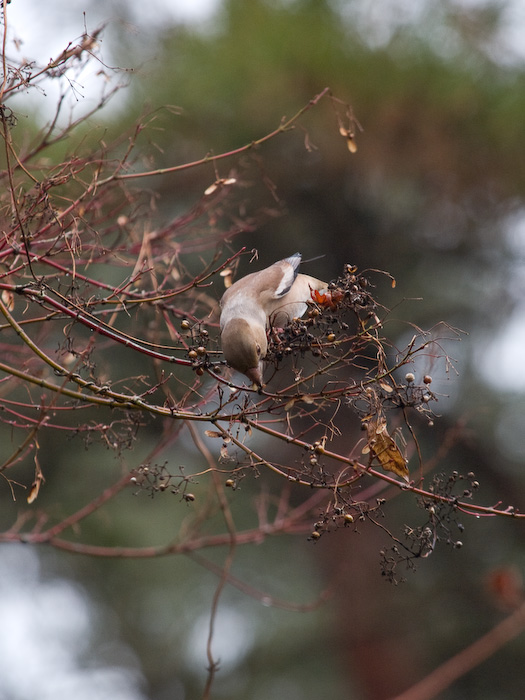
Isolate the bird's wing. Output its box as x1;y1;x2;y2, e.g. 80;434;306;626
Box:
273;253;302;298
220;254;302;324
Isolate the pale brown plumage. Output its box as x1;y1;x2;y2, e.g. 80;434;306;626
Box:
220;253;326;386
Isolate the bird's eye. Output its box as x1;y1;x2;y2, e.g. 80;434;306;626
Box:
256;344;261;356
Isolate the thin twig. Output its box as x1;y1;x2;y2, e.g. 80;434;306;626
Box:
391;601;525;700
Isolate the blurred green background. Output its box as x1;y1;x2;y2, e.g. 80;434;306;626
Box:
2;0;525;698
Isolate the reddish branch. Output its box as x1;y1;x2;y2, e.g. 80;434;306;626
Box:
392;601;525;700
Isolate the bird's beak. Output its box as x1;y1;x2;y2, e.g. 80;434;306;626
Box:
245;366;264;389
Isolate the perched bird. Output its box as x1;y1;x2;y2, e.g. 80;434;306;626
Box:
220;253;327;387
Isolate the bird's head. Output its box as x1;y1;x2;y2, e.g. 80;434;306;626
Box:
220;318;267;387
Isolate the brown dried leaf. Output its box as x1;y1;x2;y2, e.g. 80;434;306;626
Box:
27;466;45;503
204;429;222;439
1;289;14;311
365;416;409;481
338;125;357;153
27;480;41;504
205;178;237;196
220;268;233;289
204;182;218;196
346;136;357;153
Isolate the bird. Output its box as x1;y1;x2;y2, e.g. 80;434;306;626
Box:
219;253;327;387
